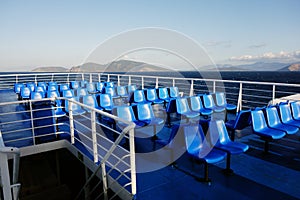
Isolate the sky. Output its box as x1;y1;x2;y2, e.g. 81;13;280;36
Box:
0;0;300;71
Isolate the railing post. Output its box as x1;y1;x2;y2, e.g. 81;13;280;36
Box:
81;73;84;81
141;77;144;89
67;74;70;84
155;77;158;88
128;76;131;85
68;100;75;144
107;74;110;82
189;80;194;96
91;111;98;163
173;79;175;87
101;162;108;200
51;74;54;82
272;84;276;105
118;75;120;86
89;74;92;83
128;128;137;196
98;73;101;82
237;83;243;113
29;101;36;145
16;75;18;83
213;81;216;93
0;152;12;200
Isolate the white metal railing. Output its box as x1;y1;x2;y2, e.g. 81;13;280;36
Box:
0;97;137;200
1;72;300;111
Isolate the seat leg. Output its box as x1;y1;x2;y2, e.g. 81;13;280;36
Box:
151;125;158;140
264;140;269;154
223;153;234;175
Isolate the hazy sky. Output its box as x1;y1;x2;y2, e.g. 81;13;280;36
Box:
1;0;300;71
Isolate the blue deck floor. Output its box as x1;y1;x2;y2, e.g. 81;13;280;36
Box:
1;89;300;199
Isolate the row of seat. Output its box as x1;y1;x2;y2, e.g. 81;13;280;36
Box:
251;101;300;153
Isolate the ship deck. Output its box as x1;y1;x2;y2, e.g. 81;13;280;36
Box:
1;88;300;200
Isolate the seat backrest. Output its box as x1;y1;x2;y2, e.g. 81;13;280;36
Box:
31;92;43;100
146;89;158;101
134;90;146;103
184;124;211;154
136;103;154;120
96;82;104;92
59;84;69;92
105;82;114;88
62;89;74;98
35;86;45;94
99;93;113;107
104;87;116;97
77;88;87;97
70;81;80;90
278;103;293;123
215;92;226;107
86;83;96;93
27;83;36;92
14;83;24;93
37;82;47;91
189;96;203;111
158;88;169;99
117;86;127;96
169;87;179;98
47;84;58;91
233;109;251;130
127;85;137;94
65;97;82;113
290;101;300;120
83;95;98;110
202;94;215;108
21;87;31;98
176;98;191;114
266;106;281;127
251;110;268;132
47;90;60;98
116;106;136;121
209;120;231;145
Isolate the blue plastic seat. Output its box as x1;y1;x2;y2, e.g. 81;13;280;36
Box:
132;90;150;104
51;99;66;118
26;83;36;92
113;106;146;129
96;82;105;93
291;101;300;121
266;106;298;134
189;96;213;116
145;89;164;104
76;87;88;97
278;103;300;128
176;97;199;121
157;88;171;105
105;82;114;88
98;93;114;112
184;124;227;182
165;98;177;126
47;84;58;91
20;87;31;100
37;82;47;92
47;90;60;98
35;86;45;97
202;94;225;113
14;83;24;94
30;91;43;100
104;87;119;99
135;103;164;139
82;95;103;112
225;109;251;140
70;81;80;90
80;80;88;88
251;110;286;153
209;120;249;173
62;89;75;98
127;85;137;94
168;87;180;98
65;97;86;116
215;92;237;111
86;82;98;94
59;84;69;94
116;86;129;102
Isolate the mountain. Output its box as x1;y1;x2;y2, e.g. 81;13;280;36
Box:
69;60;168;72
279;62;300;71
32;66;69;72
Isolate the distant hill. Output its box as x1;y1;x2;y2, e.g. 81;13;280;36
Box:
69;60;168;72
32;66;68;72
279;62;300;71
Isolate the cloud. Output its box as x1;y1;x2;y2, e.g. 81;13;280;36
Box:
229;50;300;62
248;43;267;49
